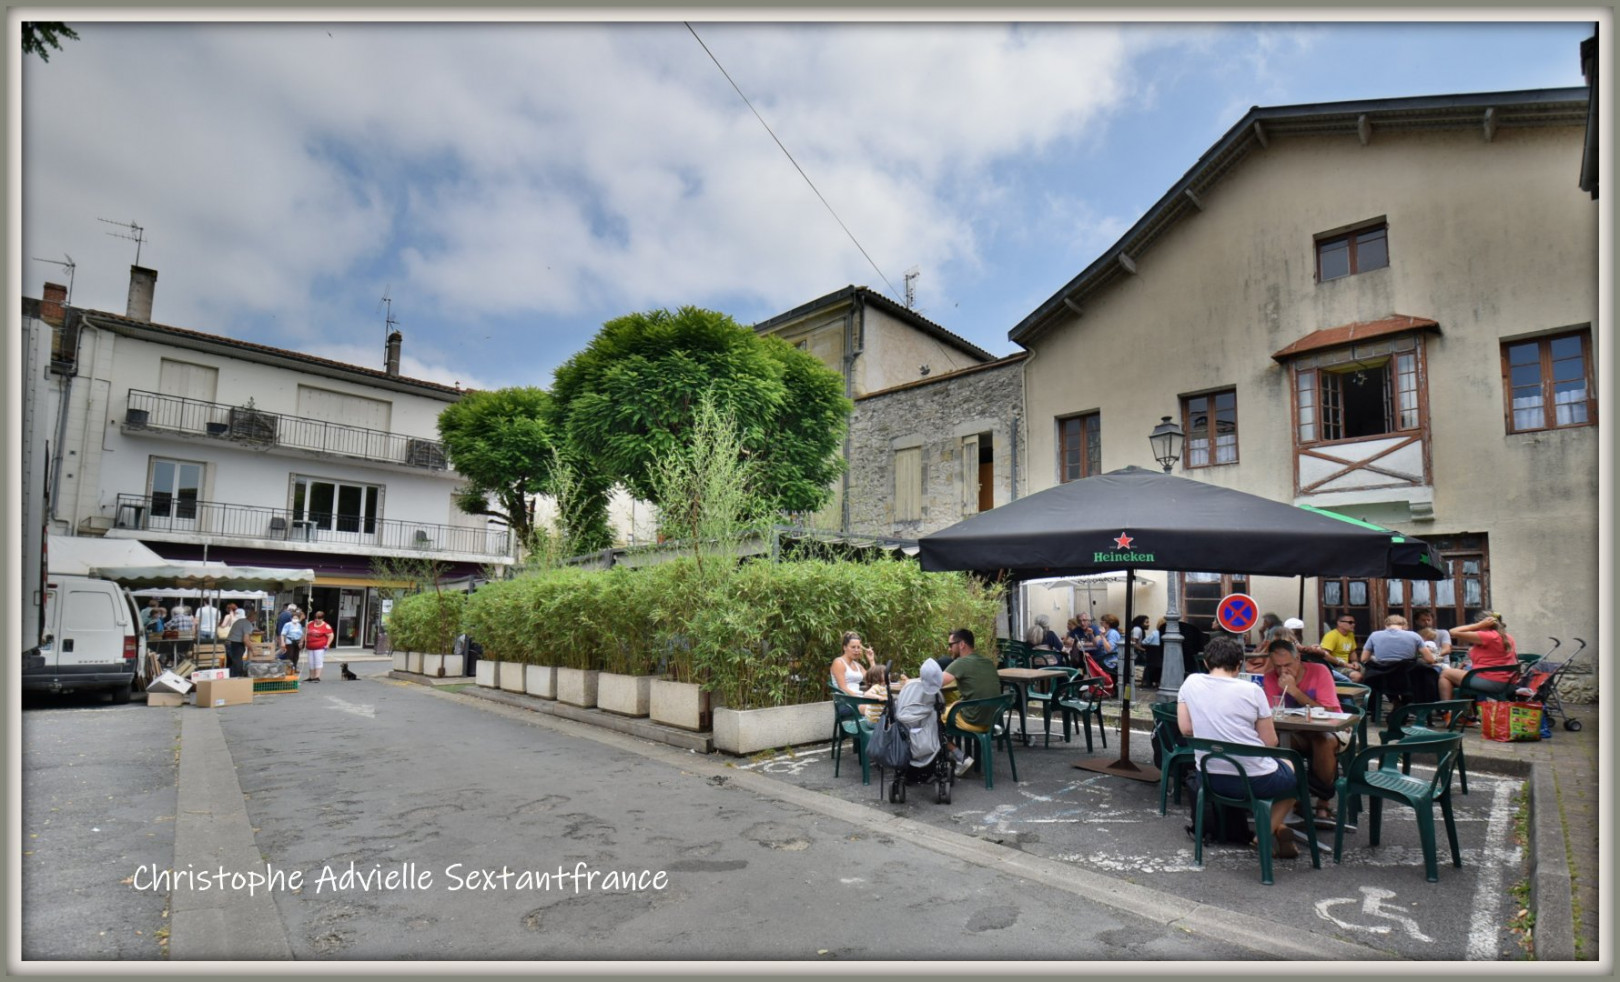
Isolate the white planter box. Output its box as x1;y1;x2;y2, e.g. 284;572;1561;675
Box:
405;651;424;675
391;650;409;672
556;668;600;708
650;680;712;732
475;659;500;689
598;673;657;717
524;664;557;700
713;701;833;756
421;653;465;677
499;661;527;693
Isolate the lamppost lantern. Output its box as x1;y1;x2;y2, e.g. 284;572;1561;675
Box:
1149;415;1184;474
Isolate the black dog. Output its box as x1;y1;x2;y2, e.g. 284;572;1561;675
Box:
341;663;359;681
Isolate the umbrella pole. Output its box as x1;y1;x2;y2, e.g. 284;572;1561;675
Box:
1074;568;1159;782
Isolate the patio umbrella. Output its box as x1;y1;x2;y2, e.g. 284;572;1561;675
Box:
918;466;1443;780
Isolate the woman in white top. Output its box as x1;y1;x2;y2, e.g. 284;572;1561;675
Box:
1177;635;1300;857
831;632;876;696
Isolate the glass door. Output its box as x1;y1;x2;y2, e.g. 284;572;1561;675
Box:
149;459;203;532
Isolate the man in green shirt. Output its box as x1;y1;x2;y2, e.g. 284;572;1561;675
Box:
941;628;1000;776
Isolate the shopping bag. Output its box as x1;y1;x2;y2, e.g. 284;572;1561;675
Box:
1480;701;1543;742
865;699;911;770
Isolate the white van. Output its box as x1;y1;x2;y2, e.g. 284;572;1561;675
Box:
23;574;144;702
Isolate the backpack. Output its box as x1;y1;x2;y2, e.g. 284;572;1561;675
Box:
1185;771;1254;845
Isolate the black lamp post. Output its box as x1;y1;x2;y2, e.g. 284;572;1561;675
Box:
1147;417;1189;701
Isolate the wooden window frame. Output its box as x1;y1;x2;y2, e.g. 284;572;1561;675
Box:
1057;412;1101;483
1181;389;1238;469
1323;534;1490;638
1315;222;1389;282
893;447;923;522
1501;328;1597;434
1291;340;1428;449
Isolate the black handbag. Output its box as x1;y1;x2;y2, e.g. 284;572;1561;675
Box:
865;690;911;770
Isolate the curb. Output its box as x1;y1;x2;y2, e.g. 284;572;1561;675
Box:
1529;764;1576;960
460;682;714;753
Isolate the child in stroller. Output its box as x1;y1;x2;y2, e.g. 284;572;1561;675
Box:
885;658;958;805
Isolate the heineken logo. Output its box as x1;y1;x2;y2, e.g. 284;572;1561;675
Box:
1095;551;1155;563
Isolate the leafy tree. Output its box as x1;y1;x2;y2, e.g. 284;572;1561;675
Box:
22;23;79;62
436;387;558;552
551;306;851;517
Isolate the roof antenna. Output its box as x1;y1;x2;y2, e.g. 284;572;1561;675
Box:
98;218;146;266
903;266;919;310
378;287;399;338
31;253;76;304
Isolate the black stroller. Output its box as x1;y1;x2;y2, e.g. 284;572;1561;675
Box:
866;668;956;805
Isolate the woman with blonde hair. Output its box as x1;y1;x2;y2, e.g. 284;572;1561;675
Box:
1440;610;1518;701
831;631;877;697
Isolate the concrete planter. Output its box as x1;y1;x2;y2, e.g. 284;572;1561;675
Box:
524;664;557;700
391;650;410;673
499;661;527;694
422;653;464;678
713;700;833;756
556;668;600;708
650;680;713;732
597;673;657;717
475;659;500;689
405;651;425;675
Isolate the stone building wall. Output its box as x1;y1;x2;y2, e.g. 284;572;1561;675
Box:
846;355;1026;539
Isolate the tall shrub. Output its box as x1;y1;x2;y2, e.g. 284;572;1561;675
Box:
386;589;467;655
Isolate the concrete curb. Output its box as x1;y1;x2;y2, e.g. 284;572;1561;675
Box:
170;709;294;960
428;685;1399;962
460;681;714;752
1529;764;1576;960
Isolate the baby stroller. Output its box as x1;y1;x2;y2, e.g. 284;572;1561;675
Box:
1511;638;1588;732
866;668;956;805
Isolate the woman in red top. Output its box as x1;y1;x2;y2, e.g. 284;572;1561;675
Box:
303;610;335;683
1439;611;1518;700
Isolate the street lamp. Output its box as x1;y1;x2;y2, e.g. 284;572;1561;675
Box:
1148;416;1188;701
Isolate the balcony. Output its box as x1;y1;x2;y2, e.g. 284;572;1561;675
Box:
112;493;510;560
123;389;450;472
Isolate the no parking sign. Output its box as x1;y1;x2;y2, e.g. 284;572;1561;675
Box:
1215;593;1259;634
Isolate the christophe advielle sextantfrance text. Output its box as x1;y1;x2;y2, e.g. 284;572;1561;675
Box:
131;861;670;897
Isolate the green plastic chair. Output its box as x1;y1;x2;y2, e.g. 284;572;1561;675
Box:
1027;667;1078;741
943;693;1019;789
1150;701;1197;816
830;692;884;785
1184;738;1320;885
1044;675;1110;752
1335;682;1373;758
1333;731;1463;882
1379;699;1475;795
998;639;1036;670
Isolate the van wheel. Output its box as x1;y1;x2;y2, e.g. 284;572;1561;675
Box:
111;684;132;705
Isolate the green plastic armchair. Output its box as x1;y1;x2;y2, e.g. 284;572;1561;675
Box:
1150;701;1196;816
1045;675;1110;752
830;691;884;785
1379;699;1475;795
1333;731;1464;882
1183;738;1320;885
943;693;1018;790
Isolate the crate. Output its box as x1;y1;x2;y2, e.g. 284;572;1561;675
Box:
253;677;300;694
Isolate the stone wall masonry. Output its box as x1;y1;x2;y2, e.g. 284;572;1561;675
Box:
846;359;1025;539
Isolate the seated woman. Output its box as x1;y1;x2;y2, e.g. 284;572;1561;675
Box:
1439;611;1519;701
831;631;876;696
1094;614;1123;681
1177;636;1300;858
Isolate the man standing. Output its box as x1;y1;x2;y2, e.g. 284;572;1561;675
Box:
940;628;998;777
196;600;220;643
224;605;256;678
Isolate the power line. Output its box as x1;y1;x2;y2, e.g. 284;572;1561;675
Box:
684;22;901;303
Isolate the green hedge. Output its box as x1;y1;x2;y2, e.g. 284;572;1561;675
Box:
385;589;467;655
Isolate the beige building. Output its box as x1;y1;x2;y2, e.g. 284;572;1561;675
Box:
1008;88;1598;689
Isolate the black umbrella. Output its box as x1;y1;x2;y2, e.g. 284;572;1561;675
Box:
919;466;1443;780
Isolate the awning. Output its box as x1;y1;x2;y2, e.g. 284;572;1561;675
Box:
48;535;166;576
88;563;316;592
1271;314;1440;362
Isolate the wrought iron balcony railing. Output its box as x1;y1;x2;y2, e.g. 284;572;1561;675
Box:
113;493;510;559
123;389;450;471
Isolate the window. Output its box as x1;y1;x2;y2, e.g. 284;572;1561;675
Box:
1502;329;1595;433
1182;572;1248;630
1183;390;1238;467
1293;340;1422;445
149;458;203;523
1316;223;1388;282
293;476;381;536
961;433;993;515
1058;413;1101;482
893;448;922;522
1386;534;1489;631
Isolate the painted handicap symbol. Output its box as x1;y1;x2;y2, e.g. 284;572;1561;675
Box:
1314;886;1435;943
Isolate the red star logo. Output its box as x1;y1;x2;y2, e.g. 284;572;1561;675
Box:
1114;532;1134;549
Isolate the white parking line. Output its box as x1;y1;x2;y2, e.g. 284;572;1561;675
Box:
1465;779;1517;959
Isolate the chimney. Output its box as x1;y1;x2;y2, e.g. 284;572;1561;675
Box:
126;265;158;322
385;331;402;377
40;282;67;325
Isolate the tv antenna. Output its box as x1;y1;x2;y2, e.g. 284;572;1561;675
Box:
31;253;76;304
98;218;146;266
378;288;400;338
903;266;920;310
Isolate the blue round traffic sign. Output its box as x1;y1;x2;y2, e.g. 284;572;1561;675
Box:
1215;593;1259;634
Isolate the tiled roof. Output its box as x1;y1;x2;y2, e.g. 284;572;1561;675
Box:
1271;314;1440;361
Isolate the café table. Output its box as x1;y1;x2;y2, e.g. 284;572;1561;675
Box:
997;668;1070;746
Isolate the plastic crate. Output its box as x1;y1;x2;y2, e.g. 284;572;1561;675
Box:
253;678;300;694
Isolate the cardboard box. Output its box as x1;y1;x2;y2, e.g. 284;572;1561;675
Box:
194;677;254;708
191;668;229;683
147;691;187;707
146;669;193;695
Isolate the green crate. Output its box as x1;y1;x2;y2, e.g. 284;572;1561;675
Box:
253;679;300;694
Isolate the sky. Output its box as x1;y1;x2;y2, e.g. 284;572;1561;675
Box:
18;13;1597;392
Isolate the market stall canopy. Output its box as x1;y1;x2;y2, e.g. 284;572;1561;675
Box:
88;562;316;592
918;466;1443;581
132;587;272;601
47;535;166;576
